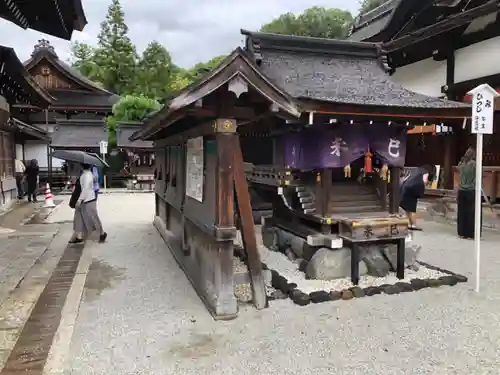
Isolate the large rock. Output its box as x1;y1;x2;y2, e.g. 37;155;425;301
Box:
305;248;368;280
361;244;392;277
381;243;421;270
290;236;318;261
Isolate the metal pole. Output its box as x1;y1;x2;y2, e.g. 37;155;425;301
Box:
103;152;107;190
474;133;483;293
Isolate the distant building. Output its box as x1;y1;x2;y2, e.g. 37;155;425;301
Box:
13;39;119;171
350;0;500;194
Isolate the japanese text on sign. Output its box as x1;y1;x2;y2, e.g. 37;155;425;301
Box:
470;85;496;135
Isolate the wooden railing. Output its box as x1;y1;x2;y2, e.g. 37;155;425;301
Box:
244;164;298;187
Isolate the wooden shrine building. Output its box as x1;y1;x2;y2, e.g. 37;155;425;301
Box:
131;31;470;319
13;39;119;173
349;0;500;196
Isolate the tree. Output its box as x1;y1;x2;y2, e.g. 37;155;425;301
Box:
358;0;386;14
70;42;102;82
135;41;173;100
106;95;162;146
186;55;226;82
260;6;353;39
93;0;137;95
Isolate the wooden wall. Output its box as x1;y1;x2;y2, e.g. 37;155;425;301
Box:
154;136;237;319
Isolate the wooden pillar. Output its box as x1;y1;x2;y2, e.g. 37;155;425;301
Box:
443;50;456;190
389;166;401;214
442;135;455;189
213;118;237;316
319;168;332;219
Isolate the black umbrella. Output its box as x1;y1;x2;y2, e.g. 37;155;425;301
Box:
51;150;109;168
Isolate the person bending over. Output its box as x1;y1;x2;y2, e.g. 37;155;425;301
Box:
399;164;435;231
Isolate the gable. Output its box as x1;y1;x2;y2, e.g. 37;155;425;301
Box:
28;60;91;92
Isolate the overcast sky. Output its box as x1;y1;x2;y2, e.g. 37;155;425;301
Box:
0;0;360;68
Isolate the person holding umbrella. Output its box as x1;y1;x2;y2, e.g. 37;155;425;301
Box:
70;163;107;244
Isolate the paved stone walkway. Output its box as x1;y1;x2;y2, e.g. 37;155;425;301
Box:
43;193;500;375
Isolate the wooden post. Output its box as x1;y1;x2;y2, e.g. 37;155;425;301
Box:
389;166;401;214
213;119;238;315
320;168;332;218
229;122;267;310
442;135;455;189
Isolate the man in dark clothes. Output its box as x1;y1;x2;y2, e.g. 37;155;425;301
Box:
24;159;39;203
399;164;435;230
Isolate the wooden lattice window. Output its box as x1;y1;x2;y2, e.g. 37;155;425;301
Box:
0;130;14;178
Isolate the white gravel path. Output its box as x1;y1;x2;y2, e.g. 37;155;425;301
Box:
63;194;500;375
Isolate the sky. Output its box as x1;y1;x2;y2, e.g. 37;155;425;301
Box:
0;0;360;68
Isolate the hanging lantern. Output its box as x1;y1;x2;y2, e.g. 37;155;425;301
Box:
364;151;373;173
344;164;351;178
316;172;321;183
380;164;389;180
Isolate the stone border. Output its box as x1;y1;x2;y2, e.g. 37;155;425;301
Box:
267;261;468;306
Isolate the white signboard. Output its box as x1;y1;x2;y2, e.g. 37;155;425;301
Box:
99;140;108;155
469;84;496;134
185;137;204;202
467;84;499;293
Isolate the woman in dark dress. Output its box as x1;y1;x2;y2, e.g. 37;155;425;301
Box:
457;147;479;239
399;164;435;230
24;159;39;203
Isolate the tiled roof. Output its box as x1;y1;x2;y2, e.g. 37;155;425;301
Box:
51;120;107;148
117;123;152;149
243;30;468;109
349;0;400;41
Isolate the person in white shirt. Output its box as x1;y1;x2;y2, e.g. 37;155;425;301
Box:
70;163;107;244
14;159;25;199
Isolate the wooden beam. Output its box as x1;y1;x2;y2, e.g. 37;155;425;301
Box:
188;106;257;119
384;0;500;53
232;133;267;310
407;125;437;134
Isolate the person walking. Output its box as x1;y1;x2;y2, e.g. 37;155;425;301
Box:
91;165;100;198
399;164;435;231
457;147;480;239
14;158;25;199
24;159;39;203
70;164;107;244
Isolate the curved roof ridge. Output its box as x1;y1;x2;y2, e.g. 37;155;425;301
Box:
24;39;114;96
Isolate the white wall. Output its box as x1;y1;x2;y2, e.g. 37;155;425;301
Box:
391;58;447;97
23;141;63;169
454;36;500;83
392;36;500;97
15;144;23;159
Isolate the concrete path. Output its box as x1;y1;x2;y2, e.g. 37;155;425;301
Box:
39;193;500;375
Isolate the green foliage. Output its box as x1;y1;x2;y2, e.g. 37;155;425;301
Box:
358;0;387;14
93;0;138;95
134;41;173;100
260;6;354;39
70;42;102;83
185;55;226;82
106;95;161;147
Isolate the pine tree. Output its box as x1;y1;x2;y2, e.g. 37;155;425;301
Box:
135;41;173;100
70;41;102;83
93;0;137;95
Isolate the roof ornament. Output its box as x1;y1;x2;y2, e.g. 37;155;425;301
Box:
31;39;58;58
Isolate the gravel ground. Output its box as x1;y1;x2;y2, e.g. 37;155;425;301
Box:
61;194;500;375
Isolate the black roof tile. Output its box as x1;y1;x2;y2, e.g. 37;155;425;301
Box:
51;120;107;148
117;123;152;149
243;30;468;109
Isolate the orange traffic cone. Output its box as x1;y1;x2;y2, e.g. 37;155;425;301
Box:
44;183;55;208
